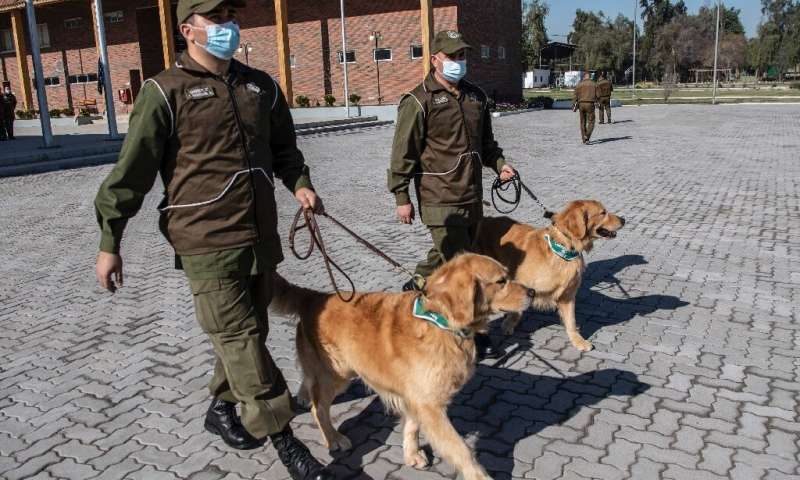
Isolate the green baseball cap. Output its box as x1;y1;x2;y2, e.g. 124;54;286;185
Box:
431;30;472;55
177;0;246;25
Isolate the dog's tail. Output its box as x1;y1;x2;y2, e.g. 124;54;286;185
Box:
270;273;326;318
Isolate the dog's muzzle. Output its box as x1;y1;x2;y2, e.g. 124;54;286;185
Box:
596;227;617;238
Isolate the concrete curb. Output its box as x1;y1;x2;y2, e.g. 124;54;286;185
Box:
0;152;119;178
491;107;543;118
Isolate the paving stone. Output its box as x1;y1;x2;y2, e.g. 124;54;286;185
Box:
2;105;800;480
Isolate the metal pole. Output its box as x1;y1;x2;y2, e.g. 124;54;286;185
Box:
93;0;119;138
339;0;350;117
712;0;721;105
24;0;54;148
632;0;637;98
373;32;382;105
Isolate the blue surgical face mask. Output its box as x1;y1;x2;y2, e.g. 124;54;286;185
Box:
193;21;240;60
441;59;467;83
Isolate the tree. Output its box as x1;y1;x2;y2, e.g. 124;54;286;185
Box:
521;1;549;71
567;10;634;81
752;0;800;80
639;0;688;80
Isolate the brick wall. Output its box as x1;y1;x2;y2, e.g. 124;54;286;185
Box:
1;0;520;112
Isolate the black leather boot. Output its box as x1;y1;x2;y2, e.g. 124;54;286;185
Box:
204;397;264;450
271;427;335;480
475;333;504;360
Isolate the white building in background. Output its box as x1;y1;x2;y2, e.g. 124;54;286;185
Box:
524;69;551;88
563;71;583;88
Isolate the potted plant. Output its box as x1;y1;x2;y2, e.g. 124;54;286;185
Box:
349;93;362;116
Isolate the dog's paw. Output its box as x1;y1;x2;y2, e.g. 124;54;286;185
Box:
572;338;594;352
327;432;352;452
404;449;429;469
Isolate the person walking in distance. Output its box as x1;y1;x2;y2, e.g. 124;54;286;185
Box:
573;72;598;144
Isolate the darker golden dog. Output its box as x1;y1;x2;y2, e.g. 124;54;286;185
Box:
271;254;533;480
474;200;625;351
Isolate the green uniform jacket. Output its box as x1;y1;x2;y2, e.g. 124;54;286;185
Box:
94;52;312;279
388;73;506;226
596;79;613;99
573;79;599;106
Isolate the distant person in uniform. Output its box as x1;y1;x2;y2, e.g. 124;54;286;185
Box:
0;85;16;141
596;72;613;124
572;72;598;144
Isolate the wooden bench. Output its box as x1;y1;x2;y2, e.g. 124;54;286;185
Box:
76;98;98;114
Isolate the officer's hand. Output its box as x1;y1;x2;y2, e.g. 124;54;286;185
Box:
295;188;324;214
96;251;123;293
397;204;415;224
499;164;516;182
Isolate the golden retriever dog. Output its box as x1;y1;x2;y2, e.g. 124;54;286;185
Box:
270;254;533;480
474;200;625;351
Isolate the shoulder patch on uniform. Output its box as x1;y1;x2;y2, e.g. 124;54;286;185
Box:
185;86;216;100
433;95;449;105
246;82;262;95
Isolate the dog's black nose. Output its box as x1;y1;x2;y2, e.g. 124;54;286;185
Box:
527;288;536;299
619;216;626;226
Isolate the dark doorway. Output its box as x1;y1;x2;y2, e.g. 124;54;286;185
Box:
136;7;165;80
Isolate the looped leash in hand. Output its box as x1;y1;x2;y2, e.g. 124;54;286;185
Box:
289;208;418;302
490;173;555;220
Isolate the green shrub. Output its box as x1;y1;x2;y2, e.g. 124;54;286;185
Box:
324;94;336;107
348;93;361;106
295;95;311;108
61;107;75;116
527;96;555;109
49;109;62;118
16;110;36;120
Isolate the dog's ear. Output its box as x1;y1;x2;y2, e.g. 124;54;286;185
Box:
555;203;588;240
425;263;476;328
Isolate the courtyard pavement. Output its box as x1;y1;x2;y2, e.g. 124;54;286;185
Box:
1;104;799;479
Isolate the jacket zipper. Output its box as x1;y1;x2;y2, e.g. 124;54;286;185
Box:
225;79;262;243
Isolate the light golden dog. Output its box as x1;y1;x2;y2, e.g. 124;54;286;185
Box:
271;254;533;480
474;200;625;351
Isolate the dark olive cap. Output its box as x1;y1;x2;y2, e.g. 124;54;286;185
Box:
177;0;246;25
431;30;472;55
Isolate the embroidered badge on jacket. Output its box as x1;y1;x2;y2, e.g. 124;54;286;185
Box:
185;86;215;100
433;95;449;105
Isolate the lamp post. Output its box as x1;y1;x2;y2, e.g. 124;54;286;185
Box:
370;30;383;105
632;0;637;99
712;0;721;105
237;42;254;65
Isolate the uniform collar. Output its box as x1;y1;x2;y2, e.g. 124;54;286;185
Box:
176;51;249;80
424;72;462;94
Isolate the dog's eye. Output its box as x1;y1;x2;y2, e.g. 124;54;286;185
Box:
496;278;508;285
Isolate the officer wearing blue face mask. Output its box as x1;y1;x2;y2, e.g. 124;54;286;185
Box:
388;30;516;360
93;1;333;479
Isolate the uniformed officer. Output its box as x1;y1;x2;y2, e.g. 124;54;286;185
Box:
94;1;333;479
596;71;613;125
388;30;516;359
0;84;16;140
572;72;598;144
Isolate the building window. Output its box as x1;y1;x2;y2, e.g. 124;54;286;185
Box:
37;24;51;48
64;18;83;30
290;54;296;68
68;73;99;84
481;44;490;59
337;50;356;63
104;10;124;24
498;46;506;60
44;76;60;86
373;48;392;62
410;44;423;60
0;29;14;53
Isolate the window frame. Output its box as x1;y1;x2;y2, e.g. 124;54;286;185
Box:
373;47;392;62
480;44;491;59
410;44;423;60
336;50;356;64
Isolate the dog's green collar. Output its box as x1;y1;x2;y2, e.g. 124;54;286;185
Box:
545;234;580;261
413;297;473;338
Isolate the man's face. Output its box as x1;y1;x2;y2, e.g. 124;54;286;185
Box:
431;49;466;71
180;5;239;45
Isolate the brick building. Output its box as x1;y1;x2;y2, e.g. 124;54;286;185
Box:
0;0;521;115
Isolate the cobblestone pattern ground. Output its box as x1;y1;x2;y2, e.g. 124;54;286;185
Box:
1;104;799;479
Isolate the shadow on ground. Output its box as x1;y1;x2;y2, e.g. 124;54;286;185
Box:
324;368;649;479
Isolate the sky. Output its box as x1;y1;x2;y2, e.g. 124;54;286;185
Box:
544;0;764;39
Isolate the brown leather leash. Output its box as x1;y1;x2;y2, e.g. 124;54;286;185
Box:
289;207;418;302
